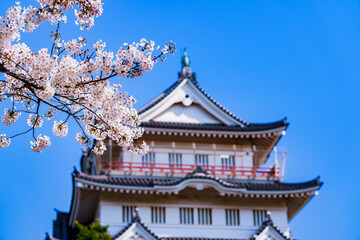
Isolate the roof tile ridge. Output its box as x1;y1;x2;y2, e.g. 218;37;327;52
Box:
112;210;161;240
76;171;109;181
138;80;183;114
178;168;241;188
279;176;323;187
250;214;291;240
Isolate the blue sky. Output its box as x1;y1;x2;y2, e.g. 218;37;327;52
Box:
0;0;359;239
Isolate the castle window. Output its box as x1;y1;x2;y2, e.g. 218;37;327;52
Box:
142;152;155;166
179;207;194;224
151;207;166;224
225;209;240;226
122;206;136;223
253;209;267;226
221;155;235;170
169;153;182;167
198;208;212;225
195;154;209;168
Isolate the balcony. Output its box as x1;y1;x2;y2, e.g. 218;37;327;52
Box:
97;147;286;180
99;161;281;180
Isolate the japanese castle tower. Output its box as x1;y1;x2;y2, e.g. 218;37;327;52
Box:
50;52;322;240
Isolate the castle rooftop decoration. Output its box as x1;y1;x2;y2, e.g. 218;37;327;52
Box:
50;51;322;240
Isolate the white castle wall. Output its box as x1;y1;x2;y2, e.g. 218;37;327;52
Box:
99;202;289;239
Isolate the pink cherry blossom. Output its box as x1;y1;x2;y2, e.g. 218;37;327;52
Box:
0;0;175;154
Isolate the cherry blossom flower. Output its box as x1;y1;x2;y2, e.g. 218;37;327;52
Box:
30;134;51;152
27;114;43;128
52;121;68;137
0;134;10;148
0;0;175;155
130;141;149;156
93;140;106;155
2;108;21;126
76;132;90;146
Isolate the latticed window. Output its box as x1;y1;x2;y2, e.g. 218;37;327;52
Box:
225;209;240;226
253;209;267;226
198;208;212;225
221;155;235;170
122;206;136;223
151;207;166;224
179;207;194;224
169;153;182;167
142;152;155;166
195;154;209;168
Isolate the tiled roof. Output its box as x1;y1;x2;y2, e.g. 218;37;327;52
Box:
250;214;291;240
138;80;182;115
137;75;288;129
75;169;322;192
141;120;288;132
112;210;160;240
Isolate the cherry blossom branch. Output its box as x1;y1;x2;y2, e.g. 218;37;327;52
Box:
0;0;175;154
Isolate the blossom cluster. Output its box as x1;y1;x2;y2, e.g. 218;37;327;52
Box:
0;134;10;148
2;108;21;126
93;140;106;155
30;134;51;152
52;121;68;137
27;114;43;128
0;1;175;154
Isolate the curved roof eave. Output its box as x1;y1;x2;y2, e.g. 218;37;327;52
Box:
140;120;288;134
68;169;80;228
73;172;322;195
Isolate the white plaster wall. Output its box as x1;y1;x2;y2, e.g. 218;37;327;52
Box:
155;151;168;165
212;208;225;226
150;225;258;239
153;104;221;124
139;207;151;223
100;205;122;225
242;152;254;167
99;201;289;239
180;149;193;166
165;207;178;225
269;210;288;228
240;210;254;227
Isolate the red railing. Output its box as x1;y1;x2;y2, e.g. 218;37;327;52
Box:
100;160;279;178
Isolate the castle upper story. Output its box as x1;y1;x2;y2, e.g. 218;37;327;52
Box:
89;53;288;181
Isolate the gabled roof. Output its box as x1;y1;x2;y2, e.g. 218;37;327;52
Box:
112;210;160;240
138;79;183;115
138;69;288;132
250;215;291;240
137;67;288;168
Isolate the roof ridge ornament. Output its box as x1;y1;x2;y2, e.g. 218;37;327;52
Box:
132;208;141;222
179;48;196;83
182;48;190;68
192;166;207;175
